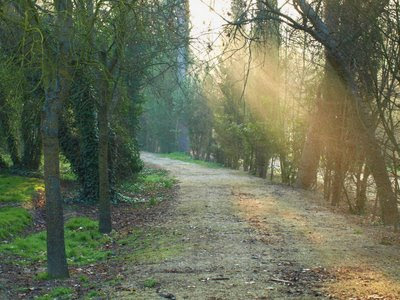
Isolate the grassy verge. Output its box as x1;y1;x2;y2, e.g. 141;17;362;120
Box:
0;207;32;240
160;152;222;169
0;217;112;265
0;174;44;241
0;174;44;204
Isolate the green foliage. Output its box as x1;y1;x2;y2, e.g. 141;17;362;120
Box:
0;207;32;240
59;155;77;181
113;138;144;183
0;217;111;265
35;287;73;300
161;152;222;169
186;82;214;160
0;174;44;203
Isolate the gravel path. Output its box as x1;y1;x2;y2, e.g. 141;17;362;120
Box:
111;152;400;300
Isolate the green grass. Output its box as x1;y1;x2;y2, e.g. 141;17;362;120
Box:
161;152;222;169
0;174;44;203
34;272;50;281
0;217;112;265
143;278;158;288
35;287;73;300
120;228;184;264
0;207;32;240
120;168;176;196
83;290;107;299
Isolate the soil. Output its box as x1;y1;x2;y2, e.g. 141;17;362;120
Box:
110;152;400;300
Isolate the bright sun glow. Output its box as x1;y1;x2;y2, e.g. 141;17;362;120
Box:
189;0;230;60
189;0;297;62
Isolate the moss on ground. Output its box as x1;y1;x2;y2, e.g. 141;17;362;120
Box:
0;207;32;240
0;174;44;203
0;217;112;265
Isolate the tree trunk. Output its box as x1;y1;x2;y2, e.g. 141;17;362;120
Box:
331;154;344;206
296;103;322;189
327;56;398;225
40;0;73;278
356;164;370;214
42;81;69;279
98;81;111;234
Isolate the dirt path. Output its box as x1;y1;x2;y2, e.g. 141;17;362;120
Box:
111;152;400;299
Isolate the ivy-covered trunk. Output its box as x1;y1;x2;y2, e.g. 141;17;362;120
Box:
98;83;111;233
76;91;99;202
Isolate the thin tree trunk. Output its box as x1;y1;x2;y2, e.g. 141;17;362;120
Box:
42;80;69;278
356;164;370;214
331;154;344;206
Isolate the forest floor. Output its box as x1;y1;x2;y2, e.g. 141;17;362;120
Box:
109;152;400;300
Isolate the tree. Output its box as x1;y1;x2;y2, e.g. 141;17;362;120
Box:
284;0;399;226
41;0;74;278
